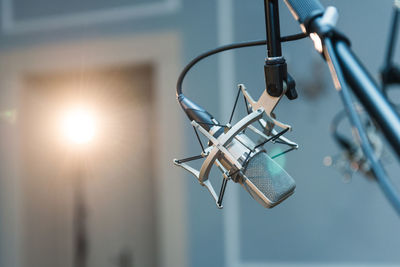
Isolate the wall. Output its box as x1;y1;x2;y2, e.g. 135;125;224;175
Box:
0;0;398;266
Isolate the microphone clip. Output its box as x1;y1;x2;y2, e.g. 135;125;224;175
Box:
264;57;298;100
174;83;298;208
240;84;293;137
174;108;265;208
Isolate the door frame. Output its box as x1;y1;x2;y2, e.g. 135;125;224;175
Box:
0;32;186;267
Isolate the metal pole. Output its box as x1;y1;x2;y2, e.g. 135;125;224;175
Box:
382;1;400;91
264;0;282;57
334;40;400;158
263;0;289;98
384;1;400;66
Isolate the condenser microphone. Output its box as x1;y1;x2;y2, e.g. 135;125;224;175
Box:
176;94;296;208
241;150;295;208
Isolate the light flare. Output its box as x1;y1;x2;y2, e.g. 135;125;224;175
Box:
61;107;97;145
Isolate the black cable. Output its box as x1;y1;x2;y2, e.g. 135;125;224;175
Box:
176;33;308;97
280;32;308;42
176;40;266;97
324;37;400;215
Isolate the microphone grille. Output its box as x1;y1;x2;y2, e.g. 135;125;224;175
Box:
243;151;295;208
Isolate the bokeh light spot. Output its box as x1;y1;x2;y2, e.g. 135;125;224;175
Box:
62;108;96;145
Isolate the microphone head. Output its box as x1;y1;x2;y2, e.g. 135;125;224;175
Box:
241;151;296;208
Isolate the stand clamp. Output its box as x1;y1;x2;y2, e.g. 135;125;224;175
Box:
264;57;298;100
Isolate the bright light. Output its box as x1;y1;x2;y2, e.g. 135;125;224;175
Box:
62;108;96;145
310;33;323;54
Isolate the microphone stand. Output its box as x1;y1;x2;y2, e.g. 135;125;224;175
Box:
173;1;302;208
173;0;400;213
263;0;297;100
326;33;400;159
381;0;400;93
282;0;400;214
305;7;400;214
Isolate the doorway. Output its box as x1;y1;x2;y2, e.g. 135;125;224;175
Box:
19;64;158;267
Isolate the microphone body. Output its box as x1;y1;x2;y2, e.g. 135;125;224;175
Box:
217;128;296;208
177;93;296;208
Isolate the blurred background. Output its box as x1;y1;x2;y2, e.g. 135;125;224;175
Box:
0;0;399;266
